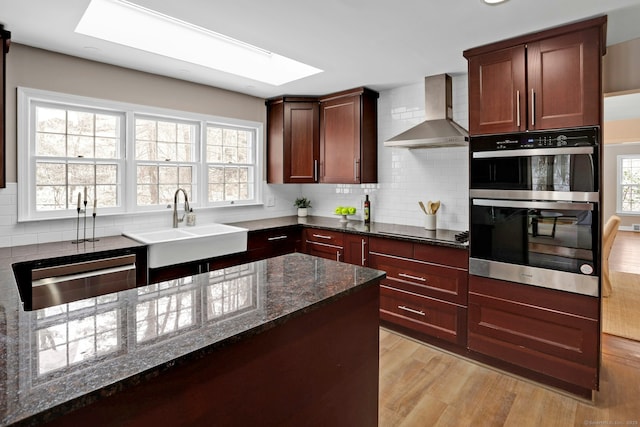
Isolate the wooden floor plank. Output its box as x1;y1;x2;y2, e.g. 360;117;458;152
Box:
380;329;640;426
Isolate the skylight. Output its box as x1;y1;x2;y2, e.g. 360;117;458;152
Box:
75;0;323;86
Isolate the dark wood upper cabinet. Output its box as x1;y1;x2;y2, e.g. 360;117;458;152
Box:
464;16;606;136
1;25;10;189
266;97;319;183
467;46;526;135
319;88;378;184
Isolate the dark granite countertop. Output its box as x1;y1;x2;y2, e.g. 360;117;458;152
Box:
0;251;385;425
231;215;468;249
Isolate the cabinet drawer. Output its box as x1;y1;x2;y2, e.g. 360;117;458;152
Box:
413;243;468;269
247;228;299;261
305;228;344;245
380;285;466;345
468;275;598;389
248;228;298;249
306;241;342;262
370;253;467;305
369;236;413;258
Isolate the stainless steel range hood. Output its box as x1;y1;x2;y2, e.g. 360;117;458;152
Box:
384;74;469;149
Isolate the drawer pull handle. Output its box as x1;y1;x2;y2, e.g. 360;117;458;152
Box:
398;305;426;316
398;272;426;282
312;234;332;240
267;235;288;241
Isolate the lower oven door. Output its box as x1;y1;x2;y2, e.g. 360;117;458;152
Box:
469;198;599;296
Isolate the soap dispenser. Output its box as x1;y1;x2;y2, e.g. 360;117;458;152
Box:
186;209;196;226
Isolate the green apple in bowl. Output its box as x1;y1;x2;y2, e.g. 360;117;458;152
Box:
335;206;343;215
340;207;350;215
348;207;356;215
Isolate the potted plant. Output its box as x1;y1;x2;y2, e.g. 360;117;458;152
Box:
294;197;312;217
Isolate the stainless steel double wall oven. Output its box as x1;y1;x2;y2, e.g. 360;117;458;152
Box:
469;127;601;296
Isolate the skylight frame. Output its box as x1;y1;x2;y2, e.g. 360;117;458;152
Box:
75;0;322;86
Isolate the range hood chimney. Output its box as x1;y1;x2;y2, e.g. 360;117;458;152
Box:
384;74;469;148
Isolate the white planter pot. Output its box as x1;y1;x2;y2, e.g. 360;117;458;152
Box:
297;207;308;217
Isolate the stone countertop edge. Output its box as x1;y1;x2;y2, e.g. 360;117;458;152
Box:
231;215;468;249
0;252;385;426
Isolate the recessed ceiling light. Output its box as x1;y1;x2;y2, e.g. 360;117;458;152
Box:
483;0;509;4
75;0;323;86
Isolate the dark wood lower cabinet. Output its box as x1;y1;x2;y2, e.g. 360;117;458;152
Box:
246;227;301;262
380;285;467;346
468;275;599;393
343;234;368;266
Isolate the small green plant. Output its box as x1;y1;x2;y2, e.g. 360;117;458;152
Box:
294;197;312;208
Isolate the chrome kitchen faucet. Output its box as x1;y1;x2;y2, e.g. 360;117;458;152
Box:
173;188;190;228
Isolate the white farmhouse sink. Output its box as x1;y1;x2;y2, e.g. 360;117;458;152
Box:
123;223;248;269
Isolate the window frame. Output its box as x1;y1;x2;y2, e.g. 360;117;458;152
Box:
617;154;640;215
131;113;201;212
205;122;258;207
17;87;263;222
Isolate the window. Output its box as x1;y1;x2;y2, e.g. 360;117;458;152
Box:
33;103;124;213
618;155;640;214
135;116;198;207
206;125;256;204
18;87;263;221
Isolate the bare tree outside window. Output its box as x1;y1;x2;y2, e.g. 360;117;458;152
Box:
206;125;254;203
34;105;121;211
135;117;197;206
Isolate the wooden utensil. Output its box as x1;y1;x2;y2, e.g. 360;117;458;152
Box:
432;200;440;214
418;201;428;215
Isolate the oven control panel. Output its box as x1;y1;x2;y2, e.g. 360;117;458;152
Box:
470;127;599;152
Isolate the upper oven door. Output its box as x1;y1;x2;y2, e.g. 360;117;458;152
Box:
470;146;598;202
470;198;599;277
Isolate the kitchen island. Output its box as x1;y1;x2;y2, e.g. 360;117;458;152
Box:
0;249;385;426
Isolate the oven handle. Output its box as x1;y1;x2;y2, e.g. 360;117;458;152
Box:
472;198;594;211
472;146;593;158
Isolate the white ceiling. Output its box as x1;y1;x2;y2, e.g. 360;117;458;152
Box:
2;0;640;99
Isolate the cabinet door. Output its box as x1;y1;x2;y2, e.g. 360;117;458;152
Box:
267;98;318;184
319;94;361;184
468;45;526;135
343;234;368;266
284;102;319;183
468;275;599;390
527;27;601;130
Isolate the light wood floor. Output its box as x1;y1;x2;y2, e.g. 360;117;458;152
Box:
609;231;640;274
379;231;640;426
379;330;640;426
